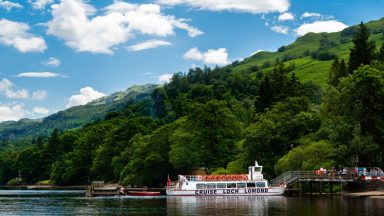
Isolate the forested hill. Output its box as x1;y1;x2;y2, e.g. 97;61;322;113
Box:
232;17;384;87
0;84;157;144
0;19;384;187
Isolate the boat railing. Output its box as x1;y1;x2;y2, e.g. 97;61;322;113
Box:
181;174;249;182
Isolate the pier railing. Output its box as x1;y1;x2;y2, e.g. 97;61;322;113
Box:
269;171;357;187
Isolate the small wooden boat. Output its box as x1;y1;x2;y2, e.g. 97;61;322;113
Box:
127;191;161;196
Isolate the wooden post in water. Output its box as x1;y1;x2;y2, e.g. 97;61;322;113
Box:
309;182;313;196
330;182;333;196
319;182;323;195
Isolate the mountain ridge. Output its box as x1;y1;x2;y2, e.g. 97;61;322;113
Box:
0;84;157;142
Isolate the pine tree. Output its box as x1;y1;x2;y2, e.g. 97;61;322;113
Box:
329;59;340;86
348;22;376;73
329;59;349;87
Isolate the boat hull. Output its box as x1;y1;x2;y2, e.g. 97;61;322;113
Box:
166;187;285;196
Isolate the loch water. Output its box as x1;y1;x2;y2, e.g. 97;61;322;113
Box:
1;190;384;215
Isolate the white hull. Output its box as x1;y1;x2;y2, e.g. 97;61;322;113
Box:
167;187;285;196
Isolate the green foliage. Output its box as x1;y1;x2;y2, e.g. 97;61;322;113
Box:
243;97;321;178
348;22;376;73
275;141;336;174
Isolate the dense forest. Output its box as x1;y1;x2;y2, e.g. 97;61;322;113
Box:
1;22;384;187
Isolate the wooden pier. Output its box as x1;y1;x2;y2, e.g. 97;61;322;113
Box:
270;171;358;195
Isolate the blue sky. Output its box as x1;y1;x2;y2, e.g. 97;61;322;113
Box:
0;0;383;122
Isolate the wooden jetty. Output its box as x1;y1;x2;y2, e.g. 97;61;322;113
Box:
270;171;357;195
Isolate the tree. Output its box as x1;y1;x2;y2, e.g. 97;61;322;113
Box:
348;22;376;73
323;65;384;166
378;34;384;63
329;59;348;87
152;87;167;119
256;75;273;112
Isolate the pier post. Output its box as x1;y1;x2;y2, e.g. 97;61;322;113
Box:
330;182;333;196
309;182;313;196
319;182;323;195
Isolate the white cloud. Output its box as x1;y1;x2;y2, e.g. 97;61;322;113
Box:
29;0;54;10
5;89;29;99
0;103;25;122
47;0;202;54
16;72;60;78
43;57;61;67
158;73;173;83
0;78;29;100
0;0;22;11
32;90;48;101
157;0;290;14
301;12;321;19
271;25;289;34
0;78;12;92
183;47;229;65
127;40;171;52
32;106;49;115
0;19;47;53
296;20;348;36
278;12;294;21
66;86;106;108
300;12;334;21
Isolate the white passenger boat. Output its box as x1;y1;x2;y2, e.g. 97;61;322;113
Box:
166;161;285;196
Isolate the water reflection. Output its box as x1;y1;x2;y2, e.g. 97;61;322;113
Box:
167;196;287;215
2;190;384;215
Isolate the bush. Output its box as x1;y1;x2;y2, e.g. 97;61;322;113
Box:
311;50;338;61
278;46;286;52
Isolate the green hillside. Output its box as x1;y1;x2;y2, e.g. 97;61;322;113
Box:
0;84;157;143
232;17;384;87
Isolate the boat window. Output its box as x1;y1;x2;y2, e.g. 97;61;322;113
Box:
247;182;256;188
196;183;206;189
237;183;246;188
254;167;261;172
227;183;236;188
256;182;266;188
217;183;226;188
206;183;216;189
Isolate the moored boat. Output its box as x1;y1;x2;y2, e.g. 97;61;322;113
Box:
166;161;285;196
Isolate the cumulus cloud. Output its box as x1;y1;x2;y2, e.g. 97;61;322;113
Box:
66;86;106;108
278;12;294;21
0;0;22;11
32;106;49;115
296;20;348;36
0;78;29;99
183;47;229;65
158;73;173;83
127;40;171;52
47;0;202;54
16;72;61;78
271;25;289;34
32;90;48;100
0;19;47;53
157;0;290;14
28;0;54;10
43;57;61;67
0;103;25;122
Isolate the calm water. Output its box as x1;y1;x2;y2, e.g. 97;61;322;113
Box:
1;190;384;215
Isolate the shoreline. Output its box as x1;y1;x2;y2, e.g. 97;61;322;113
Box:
0;185;86;190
